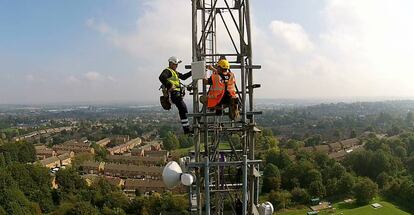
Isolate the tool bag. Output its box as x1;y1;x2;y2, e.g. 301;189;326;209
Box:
159;85;171;110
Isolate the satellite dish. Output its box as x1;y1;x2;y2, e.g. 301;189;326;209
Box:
257;201;274;215
162;161;194;188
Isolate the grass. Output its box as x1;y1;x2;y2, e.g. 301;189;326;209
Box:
277;198;410;215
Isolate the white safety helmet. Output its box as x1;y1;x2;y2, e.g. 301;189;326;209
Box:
168;56;182;64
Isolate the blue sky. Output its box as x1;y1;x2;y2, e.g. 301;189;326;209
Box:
1;0;414;104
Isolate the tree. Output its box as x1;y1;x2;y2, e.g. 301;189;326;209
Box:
265;149;292;170
305;135;322;147
0;153;5;167
268;190;292;210
160;192;188;213
309;180;326;198
162;132;179;151
17;142;36;163
333;129;342;141
262;136;278;150
337;173;355;196
376;172;391;189
350;129;357;138
55;168;87;196
7;164;54;212
66;201;99;215
0;187;36;215
290;187;310;204
304;169;322;188
394;146;407;158
91;144;108;162
325;178;339;196
407;156;414;173
178;135;193;148
286;139;300;150
262;163;281;193
353;177;378;205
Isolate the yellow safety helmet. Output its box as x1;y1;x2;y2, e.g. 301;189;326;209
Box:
217;59;230;70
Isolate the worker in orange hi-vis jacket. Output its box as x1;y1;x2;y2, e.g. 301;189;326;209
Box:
206;59;239;120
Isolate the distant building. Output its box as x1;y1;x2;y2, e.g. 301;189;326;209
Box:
107;137;141;155
144;150;169;159
80;161;104;174
328;142;342;152
35;145;56;160
300;146;315;153
14;126;73;142
340;138;360;149
39;156;61;169
131;141;162;156
107;155;166;166
141;130;158;141
52;139;94;155
314;145;330;154
103;163;162;179
96;138;111;147
57;152;74;166
105;177;125;188
97;135;130;148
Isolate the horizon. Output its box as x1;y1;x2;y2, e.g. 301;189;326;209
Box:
2;96;414;107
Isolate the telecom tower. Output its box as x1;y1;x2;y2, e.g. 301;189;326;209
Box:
187;0;263;214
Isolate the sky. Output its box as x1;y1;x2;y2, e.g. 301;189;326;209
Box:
1;0;414;104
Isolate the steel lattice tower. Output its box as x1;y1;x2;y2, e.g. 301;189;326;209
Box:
187;0;262;214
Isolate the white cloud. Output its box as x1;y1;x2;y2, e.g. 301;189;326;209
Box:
86;0;191;64
84;0;414;101
25;74;46;83
84;71;102;82
252;0;414;99
85;0;192;101
66;75;81;84
269;20;314;53
85;18;114;35
25;74;35;82
107;75;116;82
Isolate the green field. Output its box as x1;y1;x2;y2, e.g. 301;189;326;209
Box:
277;200;410;215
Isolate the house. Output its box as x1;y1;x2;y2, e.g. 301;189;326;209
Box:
105;177;125;188
39;156;61;169
103;163;162;179
96;138;111;147
35;145;56;160
107;155;166;166
97;135;131;148
328;151;347;161
52;139;94;155
131;141;162;156
107;137;141;155
340;138;360;149
144;150;169;159
81;174;100;186
58;152;74;166
314;145;330;154
328;142;342;152
300;146;315;153
80;161;104;174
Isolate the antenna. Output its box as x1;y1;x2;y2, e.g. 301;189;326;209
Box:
164;1;266;214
